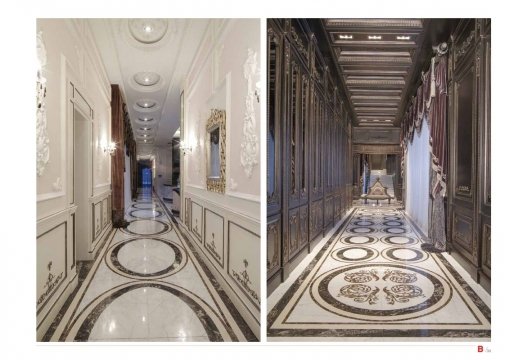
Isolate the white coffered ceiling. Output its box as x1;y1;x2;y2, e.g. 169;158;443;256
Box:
88;18;210;155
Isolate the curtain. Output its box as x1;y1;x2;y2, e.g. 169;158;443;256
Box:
405;119;430;236
429;55;448;197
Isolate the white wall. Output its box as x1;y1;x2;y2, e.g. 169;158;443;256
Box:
405;119;430;235
181;19;261;337
154;146;173;198
36;19;112;339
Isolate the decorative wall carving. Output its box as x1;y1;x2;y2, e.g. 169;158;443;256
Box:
240;49;259;179
36;31;50;177
455;30;475;63
230;177;238;191
52;177;62;191
231;259;261;306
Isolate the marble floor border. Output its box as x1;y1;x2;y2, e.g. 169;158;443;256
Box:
156;192;259;341
267;207;491;339
46;191;251;342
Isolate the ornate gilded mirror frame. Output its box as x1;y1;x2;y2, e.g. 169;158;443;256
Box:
206;109;226;193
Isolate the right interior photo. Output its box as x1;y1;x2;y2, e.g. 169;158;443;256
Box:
266;18;491;341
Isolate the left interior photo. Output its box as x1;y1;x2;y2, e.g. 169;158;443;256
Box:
36;18;261;342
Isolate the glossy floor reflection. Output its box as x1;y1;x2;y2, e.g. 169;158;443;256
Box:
267;206;491;341
45;188;255;342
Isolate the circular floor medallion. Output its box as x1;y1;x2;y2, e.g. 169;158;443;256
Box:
120;219;171;236
353;220;375;227
106;237;187;279
384;216;402;221
132;203;160;210
340;235;378;245
347;227;376;234
381;235;419;246
381;247;429;263
382;220;404;227
310;263;452;321
68;281;229;341
331;246;379;263
381;227;408;234
129;209;163;219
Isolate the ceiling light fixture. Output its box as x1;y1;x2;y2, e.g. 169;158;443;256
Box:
143;25;153;33
339;35;353;39
368;35;382;40
397;36;411;40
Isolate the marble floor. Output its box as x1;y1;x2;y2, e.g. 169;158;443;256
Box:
267;206;491;341
44;188;256;342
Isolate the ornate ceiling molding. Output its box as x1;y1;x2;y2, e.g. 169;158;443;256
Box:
325;19;423;29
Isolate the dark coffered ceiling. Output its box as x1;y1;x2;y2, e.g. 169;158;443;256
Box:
323;19;426;128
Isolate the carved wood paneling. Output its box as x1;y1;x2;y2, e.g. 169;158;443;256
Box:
481;223;491;278
299;205;308;250
288;207;299;260
267;215;281;279
448;19;490;292
267;19;353;291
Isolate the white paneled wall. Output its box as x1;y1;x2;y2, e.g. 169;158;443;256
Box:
181;19;261;336
36;19;112;339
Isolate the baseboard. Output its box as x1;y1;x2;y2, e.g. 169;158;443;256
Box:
178;222;260;339
36;272;78;341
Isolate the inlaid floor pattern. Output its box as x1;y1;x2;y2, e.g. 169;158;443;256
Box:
46;188;254;341
268;206;491;340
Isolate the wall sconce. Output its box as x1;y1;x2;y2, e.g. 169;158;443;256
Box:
103;141;117;156
180;140;192;156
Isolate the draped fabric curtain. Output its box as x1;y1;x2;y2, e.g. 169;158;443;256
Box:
405;119;430;236
400;52;448;251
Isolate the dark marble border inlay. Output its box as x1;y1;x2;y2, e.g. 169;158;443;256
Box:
384;216;402;221
347;227;376;234
381;247;429;263
382;220;404;227
381;235;418;246
156;193;258;341
312;263;451;319
120;219;171;236
340;235;378;245
267;208;491;339
267;210;356;328
73;282;224;342
106;237;186;279
331;246;379;263
353;220;375;227
129;209;163;219
381;227;408;234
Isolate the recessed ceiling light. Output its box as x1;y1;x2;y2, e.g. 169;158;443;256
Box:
397;36;411;40
339;34;353;39
368;35;382;40
136;99;156;108
144;140;147;143
144;25;153;33
133;72;161;87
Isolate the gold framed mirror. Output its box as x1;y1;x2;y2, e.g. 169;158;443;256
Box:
206;109;226;193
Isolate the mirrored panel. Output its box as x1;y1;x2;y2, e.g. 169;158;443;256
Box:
206;109;226;193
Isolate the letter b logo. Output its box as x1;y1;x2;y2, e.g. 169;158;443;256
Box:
478;345;484;352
